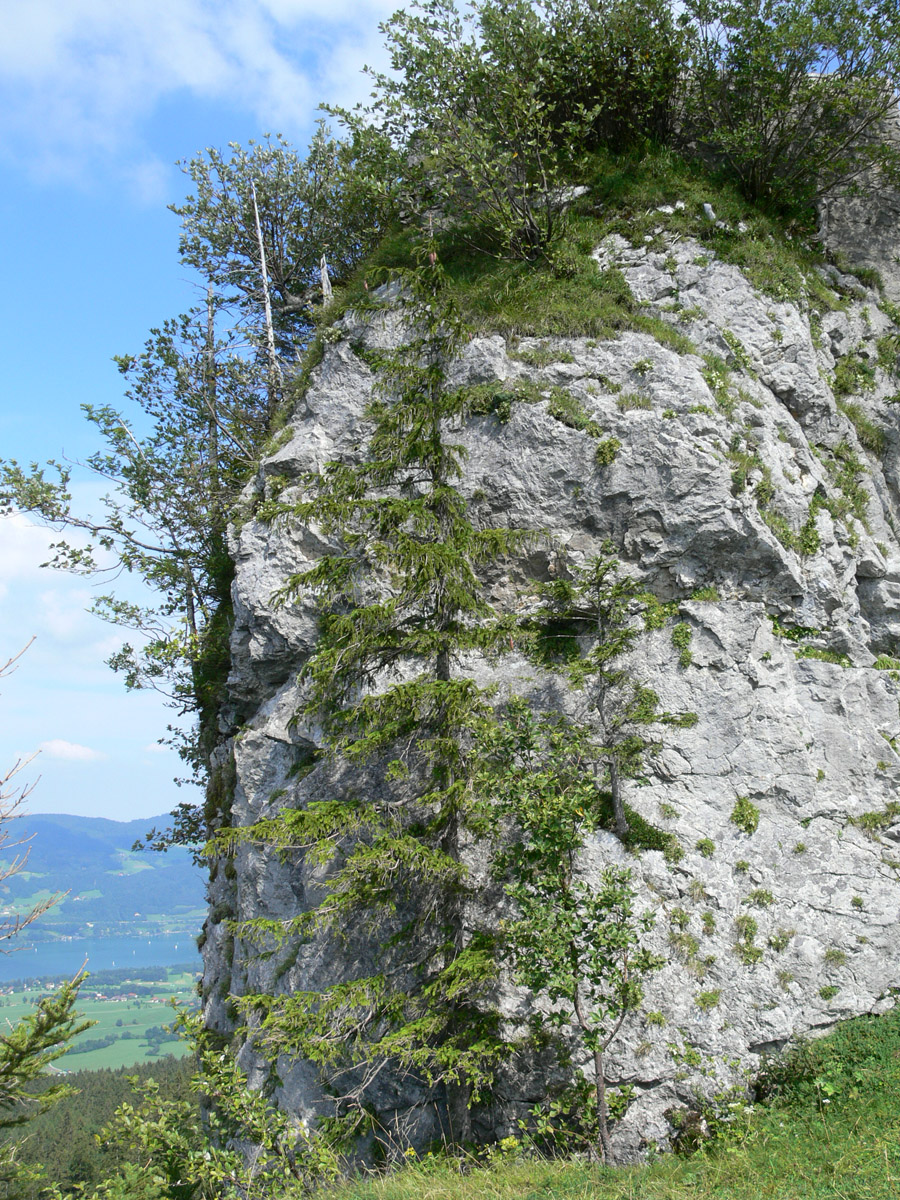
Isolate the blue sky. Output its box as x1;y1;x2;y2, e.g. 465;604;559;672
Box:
0;0;398;822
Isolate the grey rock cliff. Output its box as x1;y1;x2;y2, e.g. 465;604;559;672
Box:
203;217;900;1160
820;106;900;305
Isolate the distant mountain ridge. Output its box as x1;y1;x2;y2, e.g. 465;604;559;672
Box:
1;813;205;940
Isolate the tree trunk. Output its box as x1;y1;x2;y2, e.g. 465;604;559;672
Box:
250;179;281;420
574;983;613;1164
592;1044;613;1164
204;286;220;526
445;1078;472;1148
609;757;629;839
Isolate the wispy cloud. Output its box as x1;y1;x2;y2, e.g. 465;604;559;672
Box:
0;512;62;587
0;0;397;185
38;739;107;762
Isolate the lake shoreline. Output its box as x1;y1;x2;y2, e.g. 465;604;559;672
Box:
0;933;202;982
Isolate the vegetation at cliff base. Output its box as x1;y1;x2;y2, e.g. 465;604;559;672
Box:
4;1057;194;1200
321;1004;900;1200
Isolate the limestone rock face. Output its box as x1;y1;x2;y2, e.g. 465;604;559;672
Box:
820;107;900;306
203;223;900;1161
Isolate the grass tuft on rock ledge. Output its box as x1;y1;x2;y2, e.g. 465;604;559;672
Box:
322;1005;900;1200
358;147;843;353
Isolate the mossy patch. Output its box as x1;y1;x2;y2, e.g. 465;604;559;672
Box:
837;399;887;456
453;378;544;423
730;796;760;835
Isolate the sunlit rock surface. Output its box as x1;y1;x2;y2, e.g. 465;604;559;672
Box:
203;212;900;1161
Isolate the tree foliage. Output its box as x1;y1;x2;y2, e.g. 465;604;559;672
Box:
349;0;581;259
352;1;691;259
681;0;900;209
2;1058;192;1200
1;123;397;824
172;126;398;348
219;248;530;1147
527;553;697;839
41;1014;338;1200
358;0;900;236
0;975;92;1195
541;0;687;154
0;302;270;793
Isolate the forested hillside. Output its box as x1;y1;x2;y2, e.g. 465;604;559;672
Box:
0;814;204;939
6;1057;194;1199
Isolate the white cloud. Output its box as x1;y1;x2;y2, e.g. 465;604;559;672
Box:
36;586;98;642
122;157;173;208
0;0;398;184
38;739;107;762
142;742;172;754
0;512;62;585
0;510;135;664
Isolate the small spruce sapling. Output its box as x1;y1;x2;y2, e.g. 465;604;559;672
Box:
221;242;526;1146
528;551;697;838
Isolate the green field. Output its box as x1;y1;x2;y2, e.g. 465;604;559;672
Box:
0;970;198;1071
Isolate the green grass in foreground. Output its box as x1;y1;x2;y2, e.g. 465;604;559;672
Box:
324;1005;900;1200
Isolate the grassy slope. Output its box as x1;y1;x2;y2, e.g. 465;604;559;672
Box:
337;148;854;350
323;1007;900;1199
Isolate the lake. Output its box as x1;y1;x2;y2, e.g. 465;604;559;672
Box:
0;933;201;982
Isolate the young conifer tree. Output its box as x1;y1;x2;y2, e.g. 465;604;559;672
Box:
530;551;697;839
228;241;527;1148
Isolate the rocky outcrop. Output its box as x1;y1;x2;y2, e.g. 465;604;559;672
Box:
820;106;900;305
203;217;900;1161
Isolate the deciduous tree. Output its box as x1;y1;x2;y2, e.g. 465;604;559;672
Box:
681;0;900;211
0;303;270;803
172;126;398;350
477;701;662;1162
352;0;583;258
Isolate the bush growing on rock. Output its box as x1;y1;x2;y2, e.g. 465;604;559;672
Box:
352;0;688;258
541;0;687;153
680;0;900;212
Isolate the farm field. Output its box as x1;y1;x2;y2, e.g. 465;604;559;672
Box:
0;968;198;1071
